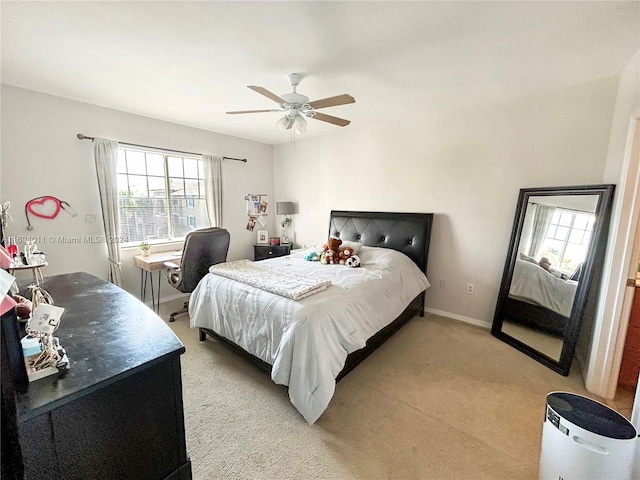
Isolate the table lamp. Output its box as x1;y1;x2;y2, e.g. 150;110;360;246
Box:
276;202;294;244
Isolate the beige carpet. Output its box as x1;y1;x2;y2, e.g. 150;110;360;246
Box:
159;297;618;480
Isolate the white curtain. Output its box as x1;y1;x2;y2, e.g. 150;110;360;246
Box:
93;138;122;286
528;204;555;258
202;154;223;227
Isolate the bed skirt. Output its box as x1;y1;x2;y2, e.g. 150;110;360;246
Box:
199;292;425;382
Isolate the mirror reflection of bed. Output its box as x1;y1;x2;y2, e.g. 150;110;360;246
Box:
492;185;615;375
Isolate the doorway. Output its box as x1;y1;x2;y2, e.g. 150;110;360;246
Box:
614;239;640;418
609;118;640;418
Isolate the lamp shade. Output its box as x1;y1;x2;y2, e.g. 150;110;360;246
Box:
294;115;307;134
276;202;294;215
276;116;290;131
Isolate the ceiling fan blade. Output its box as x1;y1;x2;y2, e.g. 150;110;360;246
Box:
248;85;286;104
308;94;355;109
226;109;278;114
286;118;294;130
310;112;351;127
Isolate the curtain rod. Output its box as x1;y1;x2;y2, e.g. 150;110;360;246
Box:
76;134;247;162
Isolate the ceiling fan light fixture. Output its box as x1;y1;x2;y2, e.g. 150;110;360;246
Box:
276;116;291;131
294;114;307;134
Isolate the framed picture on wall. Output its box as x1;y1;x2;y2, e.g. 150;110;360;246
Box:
257;230;268;244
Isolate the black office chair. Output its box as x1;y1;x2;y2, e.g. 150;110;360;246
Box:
164;227;230;322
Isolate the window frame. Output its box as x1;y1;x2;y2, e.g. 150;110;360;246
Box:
116;146;208;247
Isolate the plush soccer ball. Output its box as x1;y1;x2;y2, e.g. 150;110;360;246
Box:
345;254;360;268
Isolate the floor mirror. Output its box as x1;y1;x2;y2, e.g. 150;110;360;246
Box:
491;184;615;375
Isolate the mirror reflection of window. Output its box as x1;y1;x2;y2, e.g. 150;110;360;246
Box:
520;195;598;280
538;209;594;275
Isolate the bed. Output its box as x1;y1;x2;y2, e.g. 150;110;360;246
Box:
505;258;578;336
189;210;433;423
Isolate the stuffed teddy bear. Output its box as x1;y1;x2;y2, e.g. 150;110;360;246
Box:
338;245;355;264
322;237;342;253
320;237;342;265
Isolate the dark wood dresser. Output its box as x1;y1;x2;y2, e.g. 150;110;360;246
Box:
13;272;191;480
253;243;291;261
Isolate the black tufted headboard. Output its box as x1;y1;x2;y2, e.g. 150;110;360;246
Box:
328;211;433;275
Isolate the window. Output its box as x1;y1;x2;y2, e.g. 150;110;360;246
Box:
117;147;209;245
537;209;594;273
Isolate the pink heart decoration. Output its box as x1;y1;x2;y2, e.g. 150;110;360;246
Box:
27;196;61;219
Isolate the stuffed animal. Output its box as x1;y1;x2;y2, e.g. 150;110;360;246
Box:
304;251;319;261
319;252;328;265
320;237;342;265
12;294;32;319
345;254;361;268
325;248;337;264
321;237;342;254
338;245;355;264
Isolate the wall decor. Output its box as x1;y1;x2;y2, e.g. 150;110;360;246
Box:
257;230;268;244
245;194;268;232
24;196;77;230
246;194;268;216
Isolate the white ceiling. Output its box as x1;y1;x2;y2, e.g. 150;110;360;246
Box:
2;1;638;146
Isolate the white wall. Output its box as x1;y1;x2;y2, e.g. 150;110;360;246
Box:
274;76;619;325
1;85;274;301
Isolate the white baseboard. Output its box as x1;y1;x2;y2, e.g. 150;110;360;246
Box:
423;307;492;329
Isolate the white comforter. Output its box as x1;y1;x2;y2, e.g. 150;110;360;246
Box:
509;259;578;317
189;246;430;423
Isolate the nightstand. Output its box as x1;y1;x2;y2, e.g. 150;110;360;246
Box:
254;243;291;261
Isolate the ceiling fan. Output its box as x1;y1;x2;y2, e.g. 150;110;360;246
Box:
226;73;355;134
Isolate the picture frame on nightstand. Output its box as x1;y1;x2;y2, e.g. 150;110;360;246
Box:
257;230;268;244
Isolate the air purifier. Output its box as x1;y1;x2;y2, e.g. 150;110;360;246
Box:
539;391;637;480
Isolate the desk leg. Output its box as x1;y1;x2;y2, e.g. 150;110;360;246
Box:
150;272;155;312
156;271;162;314
139;270;158;312
140;269;146;302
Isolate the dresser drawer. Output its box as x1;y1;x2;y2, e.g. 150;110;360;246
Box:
629;287;640;328
253;244;291;261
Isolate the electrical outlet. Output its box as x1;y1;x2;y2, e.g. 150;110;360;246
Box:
439;279;447;288
466;283;475;295
85;215;96;223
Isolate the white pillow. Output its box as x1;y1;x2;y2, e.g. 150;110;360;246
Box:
519;252;538;264
340;240;363;254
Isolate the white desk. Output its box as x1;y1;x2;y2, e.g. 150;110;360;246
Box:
133;251;182;312
8;261;48;285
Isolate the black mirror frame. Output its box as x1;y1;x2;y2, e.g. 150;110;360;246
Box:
491;184;615;376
